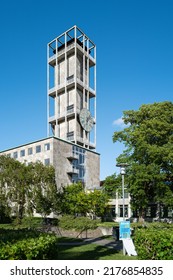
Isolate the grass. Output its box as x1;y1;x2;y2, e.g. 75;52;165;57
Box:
56;241;137;260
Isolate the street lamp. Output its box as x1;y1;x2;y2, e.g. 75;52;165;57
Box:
116;163;129;221
116;163;129;255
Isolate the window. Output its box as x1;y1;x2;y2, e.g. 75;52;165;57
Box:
44;158;50;166
118;205;128;218
28;147;33;155
36;145;41;153
13;152;18;159
118;191;129;199
44;143;50;151
20;149;25;157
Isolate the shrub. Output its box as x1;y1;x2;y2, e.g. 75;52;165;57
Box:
134;228;173;260
59;215;98;231
0;234;58;260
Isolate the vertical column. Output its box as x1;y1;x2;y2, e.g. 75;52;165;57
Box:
47;43;49;137
74;26;77;144
65;32;67;141
94;45;97;148
55;38;58;137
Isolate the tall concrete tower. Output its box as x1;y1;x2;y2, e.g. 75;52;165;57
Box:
47;26;96;150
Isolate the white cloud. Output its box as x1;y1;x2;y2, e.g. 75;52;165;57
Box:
113;116;127;127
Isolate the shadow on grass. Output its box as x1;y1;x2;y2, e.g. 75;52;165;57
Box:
56;237;136;260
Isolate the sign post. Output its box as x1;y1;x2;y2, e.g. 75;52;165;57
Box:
119;221;137;256
119;221;131;240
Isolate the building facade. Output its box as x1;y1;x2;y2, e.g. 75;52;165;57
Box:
0;136;100;189
0;26;100;190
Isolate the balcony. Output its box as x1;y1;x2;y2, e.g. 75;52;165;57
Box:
58;110;65;120
89;141;96;149
67;166;79;175
48;116;56;123
48;87;56;97
66;152;79;161
89;87;96;98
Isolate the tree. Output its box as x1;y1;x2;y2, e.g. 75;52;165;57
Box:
113;101;173;218
0;155;30;222
103;173;121;198
87;190;109;220
28;162;58;218
60;183;84;215
0;156;58;222
60;183;109;218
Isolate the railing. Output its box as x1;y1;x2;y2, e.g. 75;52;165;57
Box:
67;166;79;174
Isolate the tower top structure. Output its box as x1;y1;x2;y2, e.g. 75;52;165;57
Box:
47;26;96;150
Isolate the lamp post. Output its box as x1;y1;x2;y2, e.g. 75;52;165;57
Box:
116;163;129;255
116;163;129;221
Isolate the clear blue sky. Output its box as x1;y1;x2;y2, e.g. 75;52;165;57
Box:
0;0;173;180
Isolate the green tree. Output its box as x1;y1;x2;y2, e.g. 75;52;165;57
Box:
0;155;29;222
0;156;58;222
103;173;121;197
60;183;109;218
30;162;58;218
113;101;173;218
87;190;109;220
60;183;84;215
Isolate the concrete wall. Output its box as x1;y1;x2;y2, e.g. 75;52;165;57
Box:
85;149;100;189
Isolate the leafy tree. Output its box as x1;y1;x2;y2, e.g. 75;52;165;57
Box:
60;183;85;215
0;156;58;222
0;155;30;222
113;101;173;218
29;162;58;218
87;190;109;220
103;173;121;197
60;183;109;218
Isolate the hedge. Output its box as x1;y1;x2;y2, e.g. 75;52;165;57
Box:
0;233;58;260
59;215;98;230
134;228;173;260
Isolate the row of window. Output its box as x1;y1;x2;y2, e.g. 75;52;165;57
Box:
9;143;50;159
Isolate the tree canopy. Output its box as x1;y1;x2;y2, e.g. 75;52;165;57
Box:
60;183;109;219
113;101;173;217
0;155;58;222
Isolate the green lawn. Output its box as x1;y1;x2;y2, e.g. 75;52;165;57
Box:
56;240;137;260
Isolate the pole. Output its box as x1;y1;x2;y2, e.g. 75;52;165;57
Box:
122;173;125;221
122;173;125;255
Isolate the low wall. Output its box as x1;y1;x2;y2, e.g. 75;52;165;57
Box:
51;227;112;238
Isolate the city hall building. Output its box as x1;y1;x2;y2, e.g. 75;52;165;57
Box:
0;26;100;190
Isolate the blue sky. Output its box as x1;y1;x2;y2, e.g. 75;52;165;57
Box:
0;0;173;180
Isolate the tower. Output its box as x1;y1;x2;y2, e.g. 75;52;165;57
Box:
47;26;96;150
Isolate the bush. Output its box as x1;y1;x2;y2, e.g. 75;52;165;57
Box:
0;234;58;260
59;215;98;231
134;228;173;260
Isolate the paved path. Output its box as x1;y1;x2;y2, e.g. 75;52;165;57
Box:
58;237;123;251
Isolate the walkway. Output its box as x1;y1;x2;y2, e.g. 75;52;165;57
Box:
58;237;123;250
